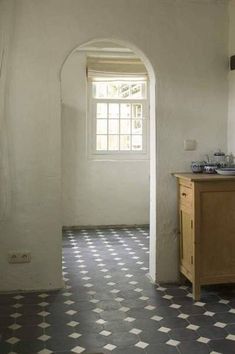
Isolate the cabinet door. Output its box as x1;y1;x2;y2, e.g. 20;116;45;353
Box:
180;208;193;274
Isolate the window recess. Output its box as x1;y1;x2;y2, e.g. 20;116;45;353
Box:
87;57;149;158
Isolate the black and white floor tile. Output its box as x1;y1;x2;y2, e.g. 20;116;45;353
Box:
0;227;235;354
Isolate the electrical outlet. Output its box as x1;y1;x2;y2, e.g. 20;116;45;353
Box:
8;251;31;264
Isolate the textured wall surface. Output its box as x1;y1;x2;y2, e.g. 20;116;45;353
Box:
0;0;229;291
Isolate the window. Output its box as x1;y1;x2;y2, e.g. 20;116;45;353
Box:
89;76;148;154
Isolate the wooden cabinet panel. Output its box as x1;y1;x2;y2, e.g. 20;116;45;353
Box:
180;209;193;274
175;173;235;300
179;184;193;210
200;190;235;281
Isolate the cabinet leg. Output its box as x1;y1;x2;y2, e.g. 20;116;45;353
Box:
193;281;200;301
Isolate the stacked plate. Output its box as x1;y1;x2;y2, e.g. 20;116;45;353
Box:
216;168;235;175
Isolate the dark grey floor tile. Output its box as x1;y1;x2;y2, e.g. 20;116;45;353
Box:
146;343;179;353
198;325;227;339
209;338;235;354
12;339;45;354
178;340;211;354
187;314;215;327
169;327;199;341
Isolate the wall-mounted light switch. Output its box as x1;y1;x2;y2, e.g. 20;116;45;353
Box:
184;139;197;151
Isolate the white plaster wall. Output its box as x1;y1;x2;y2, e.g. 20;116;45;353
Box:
228;0;235;153
61;52;150;226
0;0;229;290
0;0;63;291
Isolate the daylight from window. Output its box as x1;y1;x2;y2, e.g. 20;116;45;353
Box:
92;78;147;152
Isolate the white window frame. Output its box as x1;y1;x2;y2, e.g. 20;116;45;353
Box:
87;75;149;161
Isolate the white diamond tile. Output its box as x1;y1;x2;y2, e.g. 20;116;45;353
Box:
6;337;20;344
8;324;21;330
170;303;181;309
214;322;226;328
96;319;106;324
226;334;235;341
204;311;215;317
135;341;149;349
197;337;210;344
103;344;117;351
219;299;229;304
130;328;142;335
124;317;135;322
67;321;79;327
14;295;24;300
163;295;173;300
38;350;53;354
38;334;51;341
71;346;85;353
66;310;77;315
139;296;149;301
12;303;22;309
64;300;75;305
38;322;50;329
93;308;103;313
194;301;205;307
38;302;49;307
151;315;163;321
144;305;155;310
69;332;82;339
187;324;199;331
178;313;189;319
100;330;111;336
166;339;180;346
158;326;171;333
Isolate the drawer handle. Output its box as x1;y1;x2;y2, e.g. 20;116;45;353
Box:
182;192;187;197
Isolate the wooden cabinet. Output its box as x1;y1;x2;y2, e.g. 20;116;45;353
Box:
174;173;235;300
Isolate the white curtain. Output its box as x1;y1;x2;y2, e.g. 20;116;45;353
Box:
87;57;148;78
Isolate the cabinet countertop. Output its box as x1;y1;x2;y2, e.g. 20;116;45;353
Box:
173;172;235;182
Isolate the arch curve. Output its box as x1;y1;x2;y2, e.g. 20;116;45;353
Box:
60;37;157;282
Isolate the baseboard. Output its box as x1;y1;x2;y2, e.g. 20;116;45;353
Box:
0;280;65;295
62;224;149;230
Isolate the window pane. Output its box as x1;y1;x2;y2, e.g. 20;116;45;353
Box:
120;135;131;150
107;83;119;98
108;135;119;151
93;82;107;98
132;104;142;118
97;103;107;118
130;83;142;98
93;80;146;99
97;119;107;134
120;120;131;134
132;135;142;151
109;103;119;118
132;119;142;134
120;104;131;118
96;135;107;150
119;83;130;98
109;120;119;134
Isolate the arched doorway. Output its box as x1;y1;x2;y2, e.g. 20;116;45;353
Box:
60;38;157;282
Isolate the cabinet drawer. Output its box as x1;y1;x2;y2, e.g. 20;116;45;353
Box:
180;185;193;209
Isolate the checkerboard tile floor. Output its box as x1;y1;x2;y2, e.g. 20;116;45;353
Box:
1;227;235;353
